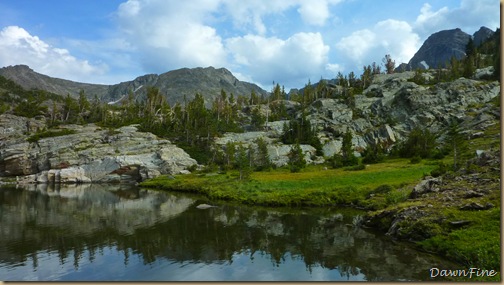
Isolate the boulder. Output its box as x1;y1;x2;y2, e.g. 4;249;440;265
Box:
410;177;442;198
460;202;494;211
59;167;93;183
364;124;396;147
474;66;495;80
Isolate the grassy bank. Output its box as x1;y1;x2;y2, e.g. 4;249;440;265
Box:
140;159;437;207
140;155;500;280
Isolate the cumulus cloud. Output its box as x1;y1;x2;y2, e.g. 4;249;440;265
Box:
0;26;108;82
221;0;294;35
226;32;330;87
335;29;376;65
297;0;342;26
222;0;342;34
335;19;420;71
414;0;500;37
116;0;227;72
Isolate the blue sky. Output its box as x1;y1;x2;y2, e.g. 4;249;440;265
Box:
0;0;499;90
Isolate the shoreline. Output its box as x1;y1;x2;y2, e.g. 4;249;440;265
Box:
138;159;501;281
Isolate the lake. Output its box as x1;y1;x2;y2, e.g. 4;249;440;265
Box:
0;183;458;281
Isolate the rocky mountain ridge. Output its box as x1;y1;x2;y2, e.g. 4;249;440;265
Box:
402;26;495;71
0;65;268;106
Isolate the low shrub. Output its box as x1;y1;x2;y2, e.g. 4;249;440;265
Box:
410;156;422;164
27;129;77;143
344;163;366;171
430;162;448;177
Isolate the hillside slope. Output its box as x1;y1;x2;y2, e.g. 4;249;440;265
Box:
0;65;268;106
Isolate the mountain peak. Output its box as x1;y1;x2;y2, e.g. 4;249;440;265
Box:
1;64;34;73
473;26;494;46
400;27;496;71
406;28;471;70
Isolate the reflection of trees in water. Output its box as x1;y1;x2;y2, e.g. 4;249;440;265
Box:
0;185;455;280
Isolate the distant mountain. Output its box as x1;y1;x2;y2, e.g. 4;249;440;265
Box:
473;26;495;46
399;27;495;71
0;65;268;106
108;67;268;106
0;65;109;98
407;28;471;70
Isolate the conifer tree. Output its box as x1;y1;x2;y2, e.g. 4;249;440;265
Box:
288;142;306;173
225;141;236;170
236;144;251;180
446;122;468;171
341;130;358;166
254;137;271;171
382;54;396;74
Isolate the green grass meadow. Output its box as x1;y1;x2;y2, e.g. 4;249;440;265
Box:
140;159;437;207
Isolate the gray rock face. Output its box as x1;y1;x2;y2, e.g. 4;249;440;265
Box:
407;28;471;70
220;69;499;165
0;117;197;183
365;75;500;137
473;26;495;46
214;132;322;167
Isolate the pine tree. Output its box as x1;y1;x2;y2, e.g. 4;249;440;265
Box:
254;137;271;171
382;54;395;74
399;126;437;159
463;55;475;78
236;144;251;180
77;90;90;122
250;106;265;131
361;65;372;90
450;56;461;80
225;141;236;170
288;142;306;173
341;130;358;166
446;122;468;171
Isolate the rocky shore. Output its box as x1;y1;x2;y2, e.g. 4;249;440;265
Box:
0;114;197;184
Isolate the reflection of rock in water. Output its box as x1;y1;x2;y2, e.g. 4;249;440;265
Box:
2;184;195;237
196;203;216;209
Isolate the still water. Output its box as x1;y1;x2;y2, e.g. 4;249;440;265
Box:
0;183;458;281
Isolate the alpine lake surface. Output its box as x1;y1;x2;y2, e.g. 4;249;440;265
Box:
0;183;459;281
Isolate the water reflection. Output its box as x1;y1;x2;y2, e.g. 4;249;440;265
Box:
0;184;457;281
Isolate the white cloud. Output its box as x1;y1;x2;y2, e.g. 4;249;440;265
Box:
221;0;294;35
116;0;227;72
414;0;500;37
0;26;108;83
325;63;342;74
336;29;375;65
226;32;330;87
298;0;342;26
222;0;343;33
335;19;420;71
